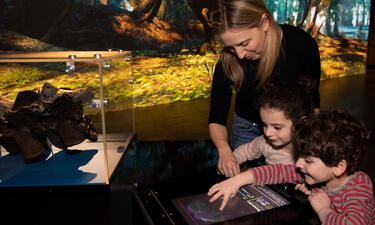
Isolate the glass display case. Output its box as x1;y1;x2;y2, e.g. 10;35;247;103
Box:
0;50;134;187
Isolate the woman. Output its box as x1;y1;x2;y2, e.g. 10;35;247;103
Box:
208;0;321;177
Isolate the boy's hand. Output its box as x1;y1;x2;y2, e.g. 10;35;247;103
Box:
208;177;239;210
295;183;312;195
208;171;253;211
308;189;332;222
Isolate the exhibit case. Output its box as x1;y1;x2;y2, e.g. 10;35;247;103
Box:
0;50;135;187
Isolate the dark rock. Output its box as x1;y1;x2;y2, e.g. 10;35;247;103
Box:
0;82;98;163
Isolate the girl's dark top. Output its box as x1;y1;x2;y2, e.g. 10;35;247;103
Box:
208;24;321;126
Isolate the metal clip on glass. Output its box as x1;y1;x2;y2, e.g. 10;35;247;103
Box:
89;99;109;108
104;62;111;70
65;55;76;73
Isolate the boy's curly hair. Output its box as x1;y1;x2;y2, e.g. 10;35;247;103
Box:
293;108;370;174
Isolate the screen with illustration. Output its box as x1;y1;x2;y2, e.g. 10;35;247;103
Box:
172;184;290;225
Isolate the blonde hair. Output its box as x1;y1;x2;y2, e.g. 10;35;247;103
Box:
212;0;282;91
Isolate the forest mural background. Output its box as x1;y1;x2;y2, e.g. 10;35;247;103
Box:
0;0;372;108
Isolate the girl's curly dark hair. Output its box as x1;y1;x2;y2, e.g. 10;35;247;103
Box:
256;81;315;128
293;108;370;174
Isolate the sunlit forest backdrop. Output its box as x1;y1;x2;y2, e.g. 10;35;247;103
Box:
0;0;372;108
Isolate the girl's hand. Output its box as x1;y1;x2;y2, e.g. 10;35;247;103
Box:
295;183;312;195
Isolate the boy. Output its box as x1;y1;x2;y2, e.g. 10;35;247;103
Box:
208;108;375;224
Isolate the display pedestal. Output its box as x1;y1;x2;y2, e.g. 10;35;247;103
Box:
0;134;135;225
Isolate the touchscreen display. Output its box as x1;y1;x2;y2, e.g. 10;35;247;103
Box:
172;184;290;225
